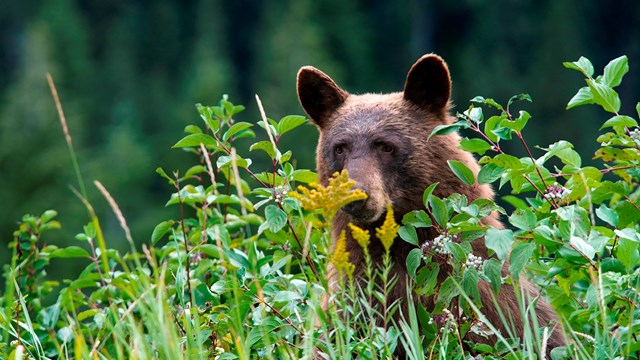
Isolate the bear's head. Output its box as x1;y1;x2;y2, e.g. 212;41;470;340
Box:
297;54;481;225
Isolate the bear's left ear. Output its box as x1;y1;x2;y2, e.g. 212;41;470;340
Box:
403;54;451;113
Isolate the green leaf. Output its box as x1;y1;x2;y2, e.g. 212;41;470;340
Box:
600;115;638;130
290;169;317;183
49;246;90;259
250;140;277;159
533;226;556;247
600;257;625;274
415;262;439;297
402;210;432;228
485;228;514;260
569;236;595;260
172;134;217;148
184;165;206;178
465;107;483;123
428;121;469;140
566;87;594;110
603;55;628;87
586;79;621;113
508;209;536;231
422;183;439;208
513;110;531;132
398;225;419;246
406;248;422;278
41;209;58;224
447;160;475;185
436;277;459;309
484;154;522;170
509;243;535;279
273;290;303;303
429;196;448;228
471;96;503;110
278;115;307;135
477;164;504;184
637;102;640;119
445;242;466;264
264;205;287;233
184;124;203;134
563;56;594;77
459;138;492;155
595;204;618;227
484;115;505;142
216;155;251;169
222;122;254;142
461;268;480;304
483;258;502;293
614;228;640;242
151;221;174;244
156;167;174;184
507;93;532;108
617;238;640;272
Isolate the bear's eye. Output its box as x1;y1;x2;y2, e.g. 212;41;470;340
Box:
334;144;346;155
380;143;395;154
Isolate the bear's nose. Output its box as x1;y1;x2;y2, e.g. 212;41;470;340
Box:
342;186;368;217
342;198;367;217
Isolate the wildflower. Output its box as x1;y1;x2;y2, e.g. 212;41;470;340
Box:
331;230;354;277
376;204;400;253
465;253;484;272
348;223;370;250
289;170;367;222
470;320;494;338
431;234;452;255
544;183;569;200
272;185;289;204
631;128;640;146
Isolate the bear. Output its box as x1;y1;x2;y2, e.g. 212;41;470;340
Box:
296;54;565;357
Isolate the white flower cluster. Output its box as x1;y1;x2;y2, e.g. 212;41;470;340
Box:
544;183;569;200
272;185;289;203
465;253;484;272
631;128;640;146
470;320;495;338
431;234;452;255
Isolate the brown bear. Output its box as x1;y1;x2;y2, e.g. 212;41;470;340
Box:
296;54;565;356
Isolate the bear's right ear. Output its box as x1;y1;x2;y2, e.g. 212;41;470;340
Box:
403;54;451;113
297;66;348;128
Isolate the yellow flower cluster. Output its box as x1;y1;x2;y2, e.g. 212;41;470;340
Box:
331;230;354;277
376;205;399;253
348;223;370;250
289;170;368;222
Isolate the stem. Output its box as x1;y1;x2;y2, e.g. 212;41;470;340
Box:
551;165;638;178
516;131;558;209
174;174;194;308
243;285;304;335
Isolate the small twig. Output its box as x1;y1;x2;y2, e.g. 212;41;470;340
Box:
46;73;88;199
243;285;304;335
94;180;134;249
623;194;640;213
255;95;278;157
516;131;555;205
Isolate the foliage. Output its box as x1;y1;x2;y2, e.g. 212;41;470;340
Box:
1;55;640;360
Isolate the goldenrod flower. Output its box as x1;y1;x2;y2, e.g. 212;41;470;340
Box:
348;223;370;250
331;230;354;277
289;170;367;222
376;204;399;253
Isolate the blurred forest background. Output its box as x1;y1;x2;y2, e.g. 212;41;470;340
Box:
1;0;640;282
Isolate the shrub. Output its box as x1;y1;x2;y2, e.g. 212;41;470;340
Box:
1;56;639;359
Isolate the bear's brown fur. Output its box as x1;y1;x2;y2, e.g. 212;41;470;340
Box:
297;54;565;356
